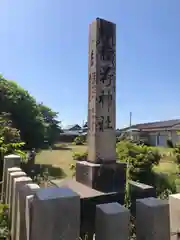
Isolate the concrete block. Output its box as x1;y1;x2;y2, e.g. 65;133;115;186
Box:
136;197;170;240
129;180;156;215
26;195;34;240
16;183;40;240
11;176;32;240
30;187;80;240
8;171;26;220
6;167;21;204
96;202;130;240
1;154;21;202
169;193;180;239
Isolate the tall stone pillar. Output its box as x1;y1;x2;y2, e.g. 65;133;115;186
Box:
76;18;126;193
87;18;116;163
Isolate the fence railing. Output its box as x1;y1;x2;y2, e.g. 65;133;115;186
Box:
1;154;180;240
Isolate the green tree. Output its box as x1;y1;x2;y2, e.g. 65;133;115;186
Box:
0;112;25;179
0;75;60;149
38;103;61;145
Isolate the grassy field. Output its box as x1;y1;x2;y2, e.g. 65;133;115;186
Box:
153;147;176;173
35;143;87;178
35;143;180;189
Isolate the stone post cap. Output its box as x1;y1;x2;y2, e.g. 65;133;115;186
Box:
97;202;129;214
14;177;32;183
8;167;21;171
35;187;80;201
169;193;180;199
25;183;40;190
5;154;21;159
11;172;26;177
137;197;168;207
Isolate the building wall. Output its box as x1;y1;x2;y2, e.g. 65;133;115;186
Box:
171;130;180;145
148;130;180;147
148;134;157;146
148;131;168;146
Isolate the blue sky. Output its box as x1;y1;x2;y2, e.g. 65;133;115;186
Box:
1;0;180;128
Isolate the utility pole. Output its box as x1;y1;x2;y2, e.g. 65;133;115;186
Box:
129;112;132;140
129;112;132;128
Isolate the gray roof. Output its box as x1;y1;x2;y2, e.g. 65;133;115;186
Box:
64;124;81;130
121;119;180;131
61;130;80;136
134;119;180;129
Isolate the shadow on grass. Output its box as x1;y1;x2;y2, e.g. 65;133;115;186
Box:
51;145;72;151
35;144;72;151
21;161;67;180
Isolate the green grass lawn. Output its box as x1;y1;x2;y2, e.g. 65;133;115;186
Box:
35;143;87;178
153;147;180;191
154;146;174;155
154;161;178;175
35;143;180;190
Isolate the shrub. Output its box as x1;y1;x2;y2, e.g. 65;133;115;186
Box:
71;151;88;177
151;172;176;198
69;163;76;177
173;143;180;174
0;204;9;239
72;151;88;161
116;141;161;183
167;139;174;148
73;136;85;145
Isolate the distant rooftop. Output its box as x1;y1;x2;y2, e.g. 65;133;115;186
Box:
63;124;82;130
121;119;180;131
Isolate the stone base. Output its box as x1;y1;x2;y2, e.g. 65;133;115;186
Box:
75;161;127;193
128;180;156;215
51;161;127;239
51;178;125;239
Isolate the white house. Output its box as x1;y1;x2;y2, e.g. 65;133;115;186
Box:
119;119;180;147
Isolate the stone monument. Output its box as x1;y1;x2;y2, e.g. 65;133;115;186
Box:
76;18;126;193
51;18;127;238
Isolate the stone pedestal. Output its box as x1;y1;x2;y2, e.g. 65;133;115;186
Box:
51;178;125;239
76;161;126;193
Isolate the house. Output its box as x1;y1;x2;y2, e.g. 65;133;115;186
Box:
82;122;88;132
60;124;83;142
63;124;82;131
119;119;180;147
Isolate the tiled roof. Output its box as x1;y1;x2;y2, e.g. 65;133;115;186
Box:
61;130;80;136
64;124;81;130
131;119;180;130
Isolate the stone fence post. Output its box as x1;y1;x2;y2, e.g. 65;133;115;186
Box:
169;193;180;239
9;171;27;221
95;202;130;240
17;183;40;240
136;197;170;240
1;154;21;202
128;180;156;215
11;176;32;240
30;187;80;240
5;167;22;204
